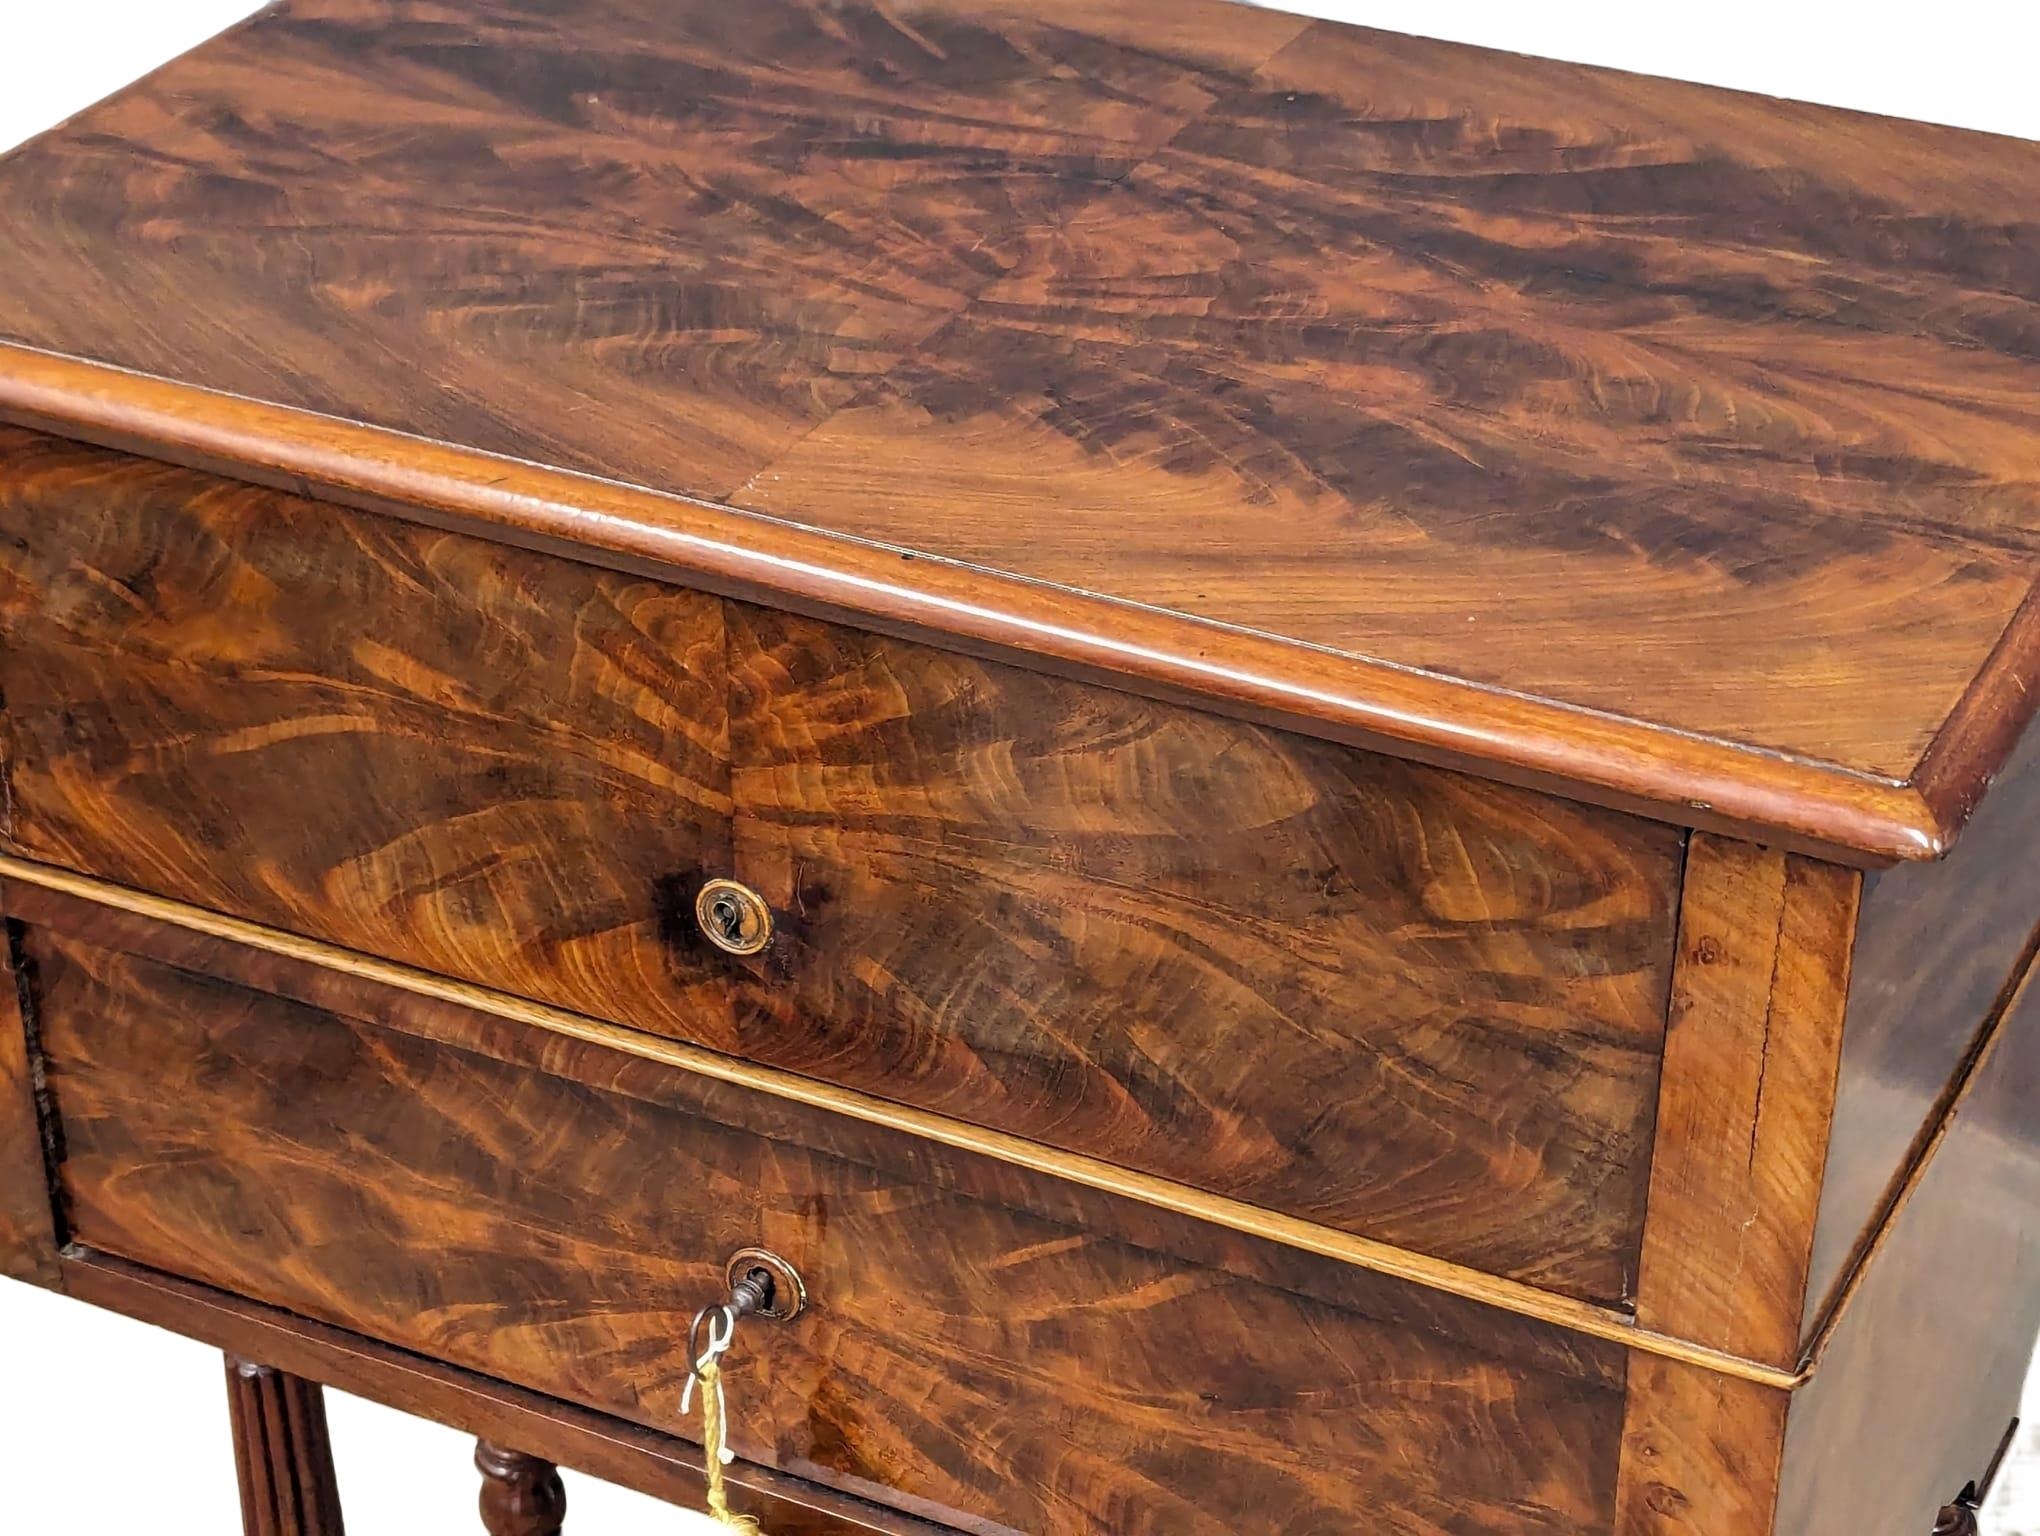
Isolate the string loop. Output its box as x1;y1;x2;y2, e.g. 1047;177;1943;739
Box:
683;1302;763;1532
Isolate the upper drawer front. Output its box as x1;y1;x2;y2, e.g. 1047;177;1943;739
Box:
28;918;1626;1536
726;606;1683;1303
0;429;1684;1302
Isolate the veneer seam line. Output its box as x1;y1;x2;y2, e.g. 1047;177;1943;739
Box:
11;345;1857;762
0;341;1958;865
0;850;1803;1389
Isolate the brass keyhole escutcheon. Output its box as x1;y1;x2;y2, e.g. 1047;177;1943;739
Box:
695;878;772;956
725;1247;806;1322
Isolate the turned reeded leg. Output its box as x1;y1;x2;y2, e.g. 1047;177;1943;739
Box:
224;1355;346;1536
476;1439;567;1536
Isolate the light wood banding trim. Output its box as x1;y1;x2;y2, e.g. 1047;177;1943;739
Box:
1638;838;1859;1366
0;850;1800;1388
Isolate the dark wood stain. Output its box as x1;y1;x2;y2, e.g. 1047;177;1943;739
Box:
0;0;1308;502
0;5;2036;1531
1777;954;2040;1535
31;925;1627;1536
726;602;1681;1303
1803;718;2040;1322
4;874;1635;1393
0;427;1684;1304
476;1441;567;1536
0;912;59;1285
224;1355;348;1536
66;1250;962;1535
0;425;737;1032
756;19;2040;776
0;342;1982;866
0;0;2030;813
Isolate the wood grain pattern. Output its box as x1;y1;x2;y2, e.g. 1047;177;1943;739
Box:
0;0;1309;501
16;6;2037;1528
1912;589;2040;841
67;1250;957;1536
0;425;737;1038
1637;837;1859;1366
0;342;1965;866
1776;952;2040;1536
0;863;1664;1387
1803;716;2040;1323
0;0;2034;860
727;603;1680;1303
0;432;1685;1302
745;39;2040;780
1613;1357;1787;1536
225;1356;347;1536
32;926;1627;1536
0;910;59;1286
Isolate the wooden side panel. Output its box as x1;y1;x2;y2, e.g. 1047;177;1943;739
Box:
1803;719;2040;1322
0;912;59;1285
1776;958;2040;1536
1613;1357;1788;1536
1635;838;1859;1366
0;426;736;1038
30;925;1628;1536
727;603;1684;1304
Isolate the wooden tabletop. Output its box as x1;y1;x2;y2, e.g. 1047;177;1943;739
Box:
0;0;2034;861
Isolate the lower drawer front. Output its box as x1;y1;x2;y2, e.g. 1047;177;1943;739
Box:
30;924;1623;1535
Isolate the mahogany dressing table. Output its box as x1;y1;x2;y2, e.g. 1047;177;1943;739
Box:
0;1;2035;1532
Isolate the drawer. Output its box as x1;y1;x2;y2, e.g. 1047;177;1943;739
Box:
22;907;1627;1536
0;427;1684;1302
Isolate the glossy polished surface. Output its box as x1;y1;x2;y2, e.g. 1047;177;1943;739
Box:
1779;955;2040;1535
0;0;2034;859
33;923;1627;1535
1803;722;2040;1322
0;425;1682;1303
726;602;1682;1303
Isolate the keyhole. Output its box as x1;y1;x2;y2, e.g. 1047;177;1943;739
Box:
694;879;772;956
711;893;744;943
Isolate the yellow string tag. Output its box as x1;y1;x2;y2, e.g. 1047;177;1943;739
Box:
697;1338;767;1525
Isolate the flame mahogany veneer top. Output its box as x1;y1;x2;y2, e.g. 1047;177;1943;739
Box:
0;0;2035;861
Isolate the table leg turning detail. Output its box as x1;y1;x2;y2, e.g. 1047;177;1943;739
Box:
478;1439;569;1536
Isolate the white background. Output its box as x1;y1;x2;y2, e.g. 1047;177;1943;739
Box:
0;1;2036;1531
